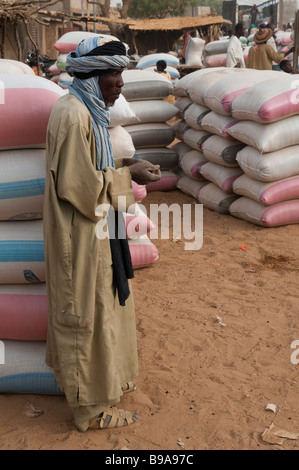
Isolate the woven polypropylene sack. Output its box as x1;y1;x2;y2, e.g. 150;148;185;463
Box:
227;115;299;153
199;162;244;193
232;174;299;206
202;135;245;167
109;126;135;158
180;150;208;181
236;145;299;182
135;147;179;170
0;149;46;221
0;340;62;395
231;75;299;123
229;196;299;227
177;175;208;199
124;123;175;149
0;74;65;150
198;182;240;214
122;70;173;101
0;59;35;75
0;219;45;284
0;284;47;341
203;69;281;116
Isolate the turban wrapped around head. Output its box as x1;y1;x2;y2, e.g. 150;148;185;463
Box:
66;36;130;171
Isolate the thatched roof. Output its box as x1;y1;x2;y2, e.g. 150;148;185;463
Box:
126;16;231;32
36;11;230;31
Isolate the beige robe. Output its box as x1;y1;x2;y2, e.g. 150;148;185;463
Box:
246;44;284;70
43;94;138;431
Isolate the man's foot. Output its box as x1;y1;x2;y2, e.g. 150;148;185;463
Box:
122;381;137;394
89;407;138;429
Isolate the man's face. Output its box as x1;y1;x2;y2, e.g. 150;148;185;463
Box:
98;69;124;107
282;61;293;73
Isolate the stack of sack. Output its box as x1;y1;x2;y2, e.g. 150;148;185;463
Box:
173;67;299;225
0;73;65;395
227;74;299;227
0;71;159;396
202;36;248;68
121;69;181;192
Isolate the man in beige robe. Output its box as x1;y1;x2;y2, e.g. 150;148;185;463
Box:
44;37;161;432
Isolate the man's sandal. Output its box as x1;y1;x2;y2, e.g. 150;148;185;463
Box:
89;407;138;429
122;381;137;394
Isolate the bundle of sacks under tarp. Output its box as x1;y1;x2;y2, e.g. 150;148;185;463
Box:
121;69;181;193
173;67;299;227
0;71;158;396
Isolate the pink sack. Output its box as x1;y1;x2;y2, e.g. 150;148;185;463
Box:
146;171;180;192
132;181;147;201
125;213;156;239
0;74;65;149
129;237;159;269
0;284;48;341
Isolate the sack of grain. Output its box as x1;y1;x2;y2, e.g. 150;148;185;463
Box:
201;112;239;139
124;123;175;149
122;70;173;101
0;340;62;395
0;59;35;75
137;53;180;69
109;126;135;158
129;235;159;269
184;103;211;130
0;284;47;341
177;175;208;199
236;145;299;182
125;205;156;240
233;174;299;205
135;147;179;169
204;39;230;55
173;68;225;98
202;54;227;68
172;120;190;140
185;38;205;67
182;128;212;151
132;181;147;202
227;115;299;153
146;170;180;192
229;196;299;227
202;135;245;167
198;182;240;214
127;100;178;125
180;150;208;180
58;72;73;89
0;74;65;150
199;162;244;192
187;68;245;106
0;220;45;284
54;31;118;54
170;142;192;165
203;69;281;116
231;75;299;123
109;94;136;127
175;97;193;117
0;149;45;221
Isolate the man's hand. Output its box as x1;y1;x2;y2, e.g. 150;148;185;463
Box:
127;161;161;186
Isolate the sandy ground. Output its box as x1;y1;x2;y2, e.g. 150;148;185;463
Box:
0;189;298;451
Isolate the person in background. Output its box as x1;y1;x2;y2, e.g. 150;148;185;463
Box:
44;36;161;433
280;59;299;74
250;4;259;26
261;23;280;70
226;22;246;68
155;60;175;105
246;27;294;70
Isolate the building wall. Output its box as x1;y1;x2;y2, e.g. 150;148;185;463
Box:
184;6;211;17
